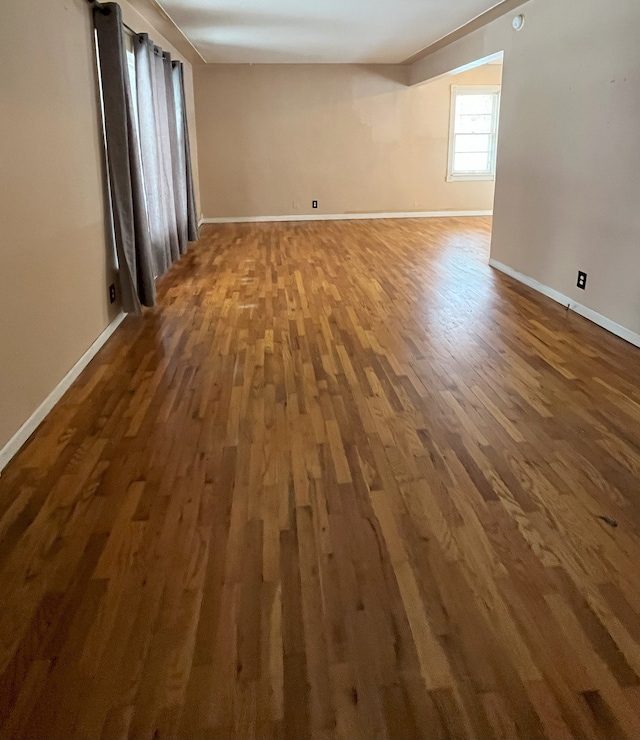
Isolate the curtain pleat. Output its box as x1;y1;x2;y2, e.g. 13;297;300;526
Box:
93;4;199;310
170;62;188;253
152;48;180;264
174;62;200;242
93;3;155;312
163;53;188;255
134;35;169;275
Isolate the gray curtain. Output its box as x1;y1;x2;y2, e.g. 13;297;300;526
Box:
133;36;198;273
93;4;199;311
173;62;199;242
165;55;187;255
151;46;180;264
132;34;169;276
93;3;155;312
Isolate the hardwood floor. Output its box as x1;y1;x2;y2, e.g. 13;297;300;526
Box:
1;217;640;739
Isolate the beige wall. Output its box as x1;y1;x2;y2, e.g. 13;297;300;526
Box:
194;63;502;219
411;0;640;339
0;0;200;457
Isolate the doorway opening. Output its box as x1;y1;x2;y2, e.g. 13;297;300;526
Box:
445;51;504;262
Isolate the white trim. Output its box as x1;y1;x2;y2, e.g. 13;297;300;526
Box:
489;259;640;349
202;210;493;224
0;312;127;475
448;173;496;182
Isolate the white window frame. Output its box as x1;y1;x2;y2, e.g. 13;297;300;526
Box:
447;85;501;182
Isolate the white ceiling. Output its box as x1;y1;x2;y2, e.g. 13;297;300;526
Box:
155;0;504;64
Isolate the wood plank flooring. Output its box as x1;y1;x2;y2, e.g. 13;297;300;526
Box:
1;217;640;739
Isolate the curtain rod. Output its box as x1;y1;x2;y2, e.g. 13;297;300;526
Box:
86;0;109;14
86;0;137;37
86;0;180;57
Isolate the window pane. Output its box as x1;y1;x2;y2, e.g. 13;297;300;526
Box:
455;113;493;134
454;134;490;153
126;51;139;130
454;152;490;173
456;93;494;116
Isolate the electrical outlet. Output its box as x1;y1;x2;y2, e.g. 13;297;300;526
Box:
577;271;587;290
109;283;116;304
312;200;318;209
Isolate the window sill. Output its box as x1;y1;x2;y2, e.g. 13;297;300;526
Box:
447;173;496;182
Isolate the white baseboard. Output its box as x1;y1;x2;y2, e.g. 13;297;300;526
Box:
202;210;493;224
489;259;640;349
0;312;127;475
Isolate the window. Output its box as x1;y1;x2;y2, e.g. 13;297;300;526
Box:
448;85;501;181
126;49;140;129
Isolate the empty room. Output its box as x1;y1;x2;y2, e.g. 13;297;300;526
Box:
1;0;640;738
